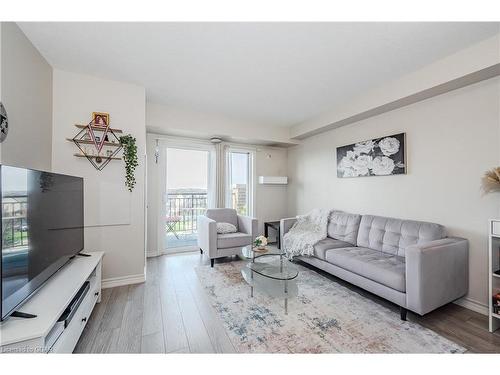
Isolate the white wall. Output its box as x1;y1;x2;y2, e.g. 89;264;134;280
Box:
1;22;52;171
146;133;288;256
287;77;500;309
254;146;289;235
52;69;147;284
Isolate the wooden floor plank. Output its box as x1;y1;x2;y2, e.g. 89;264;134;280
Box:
113;283;146;353
97;285;129;330
181;255;236;353
141;332;165;353
417;312;500;353
89;285;129;353
142;280;164;337
168;255;215;353
157;256;190;352
90;327;121;354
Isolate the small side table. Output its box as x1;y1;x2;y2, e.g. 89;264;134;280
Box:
264;221;281;249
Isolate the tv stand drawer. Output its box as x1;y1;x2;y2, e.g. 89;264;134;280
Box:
49;283;98;353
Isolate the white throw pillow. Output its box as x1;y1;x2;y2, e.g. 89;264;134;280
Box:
216;222;237;234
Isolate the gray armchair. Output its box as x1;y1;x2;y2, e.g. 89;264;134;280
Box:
197;208;258;267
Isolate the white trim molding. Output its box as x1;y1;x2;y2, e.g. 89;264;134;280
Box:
102;273;146;289
454;297;489;316
147;249;160;258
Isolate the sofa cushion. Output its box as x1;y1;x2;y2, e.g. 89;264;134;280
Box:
217;232;252;249
327;211;362;245
313;238;352;260
357;215;446;257
325;247;406;292
206;208;238;229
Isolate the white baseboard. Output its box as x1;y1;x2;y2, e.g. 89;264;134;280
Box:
454;297;489;316
147;246;198;258
102;273;146;289
161;246;198;255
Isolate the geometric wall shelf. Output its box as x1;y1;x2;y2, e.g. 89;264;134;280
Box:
70;119;123;171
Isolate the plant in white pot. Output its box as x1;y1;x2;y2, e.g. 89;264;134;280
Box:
254;235;268;250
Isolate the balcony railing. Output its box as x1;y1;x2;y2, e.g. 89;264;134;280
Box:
2;196;29;250
165;192;208;237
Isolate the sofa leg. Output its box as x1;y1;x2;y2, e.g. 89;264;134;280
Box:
400;307;407;321
200;248;203;254
210;259;215;268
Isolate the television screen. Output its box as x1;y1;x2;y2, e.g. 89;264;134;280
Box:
1;165;84;320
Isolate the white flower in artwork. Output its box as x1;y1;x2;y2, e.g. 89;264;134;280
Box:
353;155;373;176
353;140;375;155
342;167;358;177
338;151;355;168
378;137;400;156
345;150;356;160
371;156;395;175
338;151;359;177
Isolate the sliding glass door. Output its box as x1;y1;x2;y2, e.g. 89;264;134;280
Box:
161;143;214;253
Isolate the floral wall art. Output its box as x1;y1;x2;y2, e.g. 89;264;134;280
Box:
336;133;406;178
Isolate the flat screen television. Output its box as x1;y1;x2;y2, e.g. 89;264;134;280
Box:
1;165;84;321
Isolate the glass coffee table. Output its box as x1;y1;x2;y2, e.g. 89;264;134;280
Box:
240;246;299;314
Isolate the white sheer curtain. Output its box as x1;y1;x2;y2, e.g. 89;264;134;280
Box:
214;142;228;208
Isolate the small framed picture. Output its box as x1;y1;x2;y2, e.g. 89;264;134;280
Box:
92;112;109;127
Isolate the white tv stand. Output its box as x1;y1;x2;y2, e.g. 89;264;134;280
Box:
0;252;104;353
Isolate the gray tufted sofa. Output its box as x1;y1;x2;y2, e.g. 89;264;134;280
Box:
280;211;468;320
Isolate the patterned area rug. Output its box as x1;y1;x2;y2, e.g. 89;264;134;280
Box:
195;259;465;353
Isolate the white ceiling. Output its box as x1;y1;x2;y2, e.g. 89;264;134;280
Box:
19;22;499;127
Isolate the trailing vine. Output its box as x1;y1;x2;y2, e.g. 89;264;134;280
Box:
119;134;138;192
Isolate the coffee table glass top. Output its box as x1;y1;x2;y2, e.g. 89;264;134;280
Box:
240;245;284;260
247;261;298;281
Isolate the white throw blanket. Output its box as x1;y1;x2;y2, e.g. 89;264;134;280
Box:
283;208;332;258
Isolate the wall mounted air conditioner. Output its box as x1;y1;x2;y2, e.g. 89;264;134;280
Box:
258;176;288;185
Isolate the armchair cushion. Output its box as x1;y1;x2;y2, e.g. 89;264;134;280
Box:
217;232;252;249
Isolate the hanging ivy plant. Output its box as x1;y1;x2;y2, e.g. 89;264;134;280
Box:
119;134;138;192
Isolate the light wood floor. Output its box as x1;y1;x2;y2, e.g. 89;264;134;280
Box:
74;251;500;353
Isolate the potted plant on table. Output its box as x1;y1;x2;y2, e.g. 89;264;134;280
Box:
254;235;268;251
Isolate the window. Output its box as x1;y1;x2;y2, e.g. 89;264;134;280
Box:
226;149;254;216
